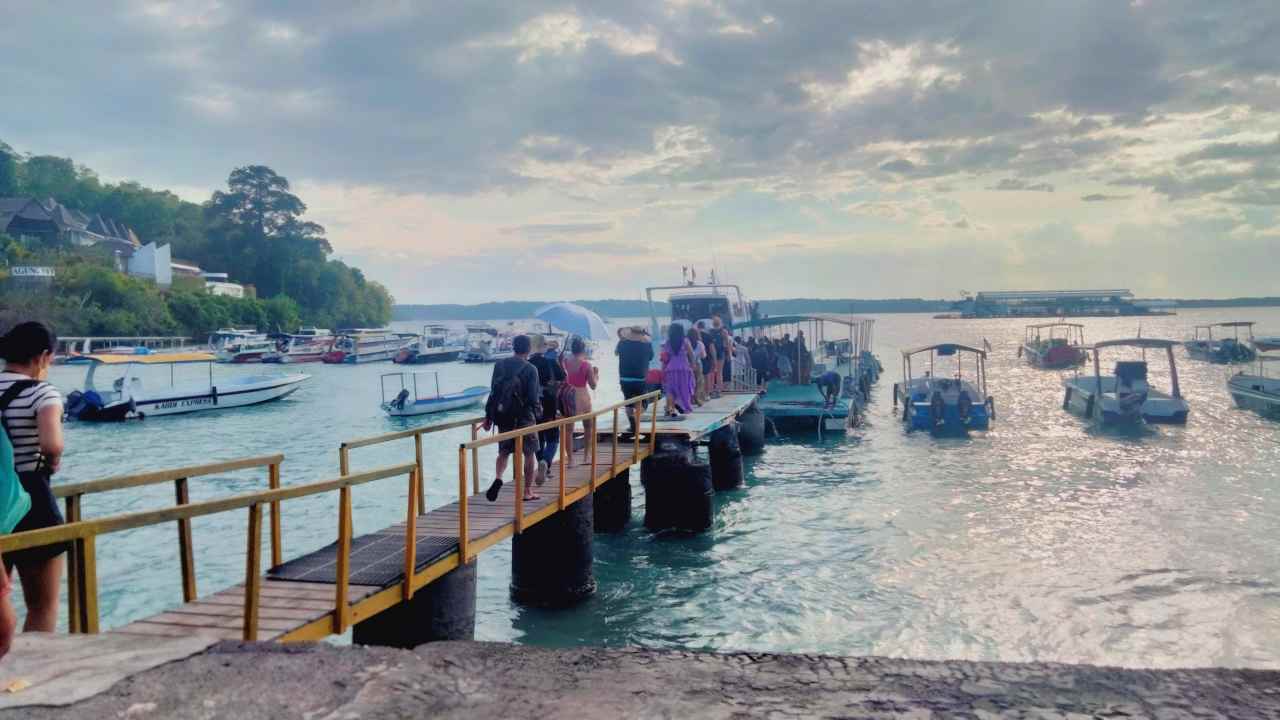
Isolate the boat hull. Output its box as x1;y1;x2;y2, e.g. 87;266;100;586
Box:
1228;376;1280;419
895;379;991;432
393;349;462;365
1062;378;1189;425
130;375;309;417
1184;340;1256;364
1023;343;1086;369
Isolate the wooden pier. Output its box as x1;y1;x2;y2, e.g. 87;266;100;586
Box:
0;390;762;646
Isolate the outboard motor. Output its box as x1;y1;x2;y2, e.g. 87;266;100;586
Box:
1113;361;1149;419
392;388;410;410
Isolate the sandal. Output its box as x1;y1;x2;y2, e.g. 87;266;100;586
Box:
523;493;541;501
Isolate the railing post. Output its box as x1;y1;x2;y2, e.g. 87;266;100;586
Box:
64;494;82;633
650;397;659;454
333;486;352;633
339;444;350;476
268;462;282;568
80;534;99;634
414;432;426;514
633;398;641;459
611;407;619;474
470;423;481;496
243;502;262;641
590;414;598;490
174;477;197;603
513;433;525;534
403;469;418;601
558;419;567;511
458;446;469;563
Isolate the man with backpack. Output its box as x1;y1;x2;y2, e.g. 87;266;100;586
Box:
483;335;542;503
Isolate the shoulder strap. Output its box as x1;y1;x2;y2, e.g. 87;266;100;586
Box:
0;380;39;436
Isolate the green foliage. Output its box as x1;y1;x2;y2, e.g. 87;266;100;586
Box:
0;141;394;339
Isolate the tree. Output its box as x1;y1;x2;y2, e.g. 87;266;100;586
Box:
22;155;78;200
0;143;18;196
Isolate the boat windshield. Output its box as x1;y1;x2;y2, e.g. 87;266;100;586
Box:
671;296;732;325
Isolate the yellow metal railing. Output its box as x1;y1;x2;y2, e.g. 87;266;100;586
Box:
1;462;417;640
339;416;484;514
50;455;285;633
456;390;661;563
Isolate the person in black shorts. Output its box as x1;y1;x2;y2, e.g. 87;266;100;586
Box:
616;326;654;434
483;335;541;502
0;321;67;633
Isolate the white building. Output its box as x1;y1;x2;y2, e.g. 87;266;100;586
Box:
126;242;173;287
203;272;245;299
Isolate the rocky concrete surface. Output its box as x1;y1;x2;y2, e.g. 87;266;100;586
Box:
7;640;1279;719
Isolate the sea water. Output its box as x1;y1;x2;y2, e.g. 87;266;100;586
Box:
34;308;1280;669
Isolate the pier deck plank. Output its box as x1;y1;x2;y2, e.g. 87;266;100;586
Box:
596;391;757;440
110;438;650;643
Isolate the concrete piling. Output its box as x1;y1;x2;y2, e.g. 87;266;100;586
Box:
510;495;596;607
641;440;714;533
593;468;632;533
708;425;744;491
352;559;477;648
737;403;766;456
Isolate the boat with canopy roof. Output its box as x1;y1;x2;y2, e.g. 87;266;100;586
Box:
1228;356;1280;420
1019;322;1087;369
1183;321;1256;364
1062;338;1188;425
894;343;993;432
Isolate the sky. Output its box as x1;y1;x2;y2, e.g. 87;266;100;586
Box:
1;1;1278;303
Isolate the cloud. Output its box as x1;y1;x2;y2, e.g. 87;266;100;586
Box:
1081;193;1131;202
500;221;615;237
990;178;1055;192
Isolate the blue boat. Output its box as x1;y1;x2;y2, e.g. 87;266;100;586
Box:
894;343;993;432
1183;321;1257;364
380;371;488;417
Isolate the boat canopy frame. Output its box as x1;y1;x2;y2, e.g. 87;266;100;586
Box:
900;343;988;398
381;371;443;405
731;314;875;386
1192;322;1255;343
1087;338;1182;399
84;353;216;394
1024;322;1086;346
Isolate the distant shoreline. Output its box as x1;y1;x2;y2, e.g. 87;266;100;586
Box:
394;297;1280;321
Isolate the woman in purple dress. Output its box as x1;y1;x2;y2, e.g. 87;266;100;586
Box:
661;323;695;418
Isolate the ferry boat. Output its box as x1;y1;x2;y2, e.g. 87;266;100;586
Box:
1183;321;1257;364
463;326;514;363
322;329;414;364
380;371;488;417
732;314;879;432
63;353;309;421
1020;322;1087;369
1228;356;1280;420
394;324;464;364
263;328;334;364
894;343;993;432
1062;339;1188;425
215;338;277;364
644;271;757;341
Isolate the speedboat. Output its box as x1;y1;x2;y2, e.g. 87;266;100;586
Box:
463;327;514;363
323;329;415;364
215;338;276;363
263;328;334;364
380;372;488;417
1228;356;1280;420
64;353;308;421
1183;322;1257;364
1062;339;1188;425
1253;336;1280;353
894;344;993;432
1020;322;1087;369
394;324;464;364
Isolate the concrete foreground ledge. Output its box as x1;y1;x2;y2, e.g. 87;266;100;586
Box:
8;640;1279;719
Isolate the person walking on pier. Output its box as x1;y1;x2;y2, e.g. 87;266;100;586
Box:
562;337;598;468
661;323;695;418
689;326;708;406
709;315;730;398
0;321;67;634
616;326;653;436
527;335;565;487
484;335;541;503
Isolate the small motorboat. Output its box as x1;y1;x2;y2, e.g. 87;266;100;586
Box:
894;343;993;432
1062;338;1188;426
1253;336;1280;353
263;328;334;364
394;324;464;364
380;372;488;417
1183;322;1257;364
1020;322;1087;369
323;329;415;364
1228;356;1280;420
215;338;276;363
65;353;309;421
462;327;514;363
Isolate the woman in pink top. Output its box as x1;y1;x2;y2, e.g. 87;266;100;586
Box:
562;337;598;467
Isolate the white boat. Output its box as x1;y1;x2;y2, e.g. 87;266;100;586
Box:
380;372;488;417
393;324;464;364
1183;321;1257;364
1253;336;1280;353
1228;356;1280;420
323;329;414;364
215;338;277;364
644;269;758;341
64;353;308;421
463;326;514;363
1062;338;1188;425
209;328;265;353
264;328;334;364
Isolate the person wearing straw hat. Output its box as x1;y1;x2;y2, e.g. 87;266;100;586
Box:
616;326;653;435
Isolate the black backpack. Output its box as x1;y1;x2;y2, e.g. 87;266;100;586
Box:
489;369;527;425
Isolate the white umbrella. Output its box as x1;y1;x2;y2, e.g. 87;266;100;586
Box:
534;302;611;340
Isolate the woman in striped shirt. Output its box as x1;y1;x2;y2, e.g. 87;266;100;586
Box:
0;321;66;634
